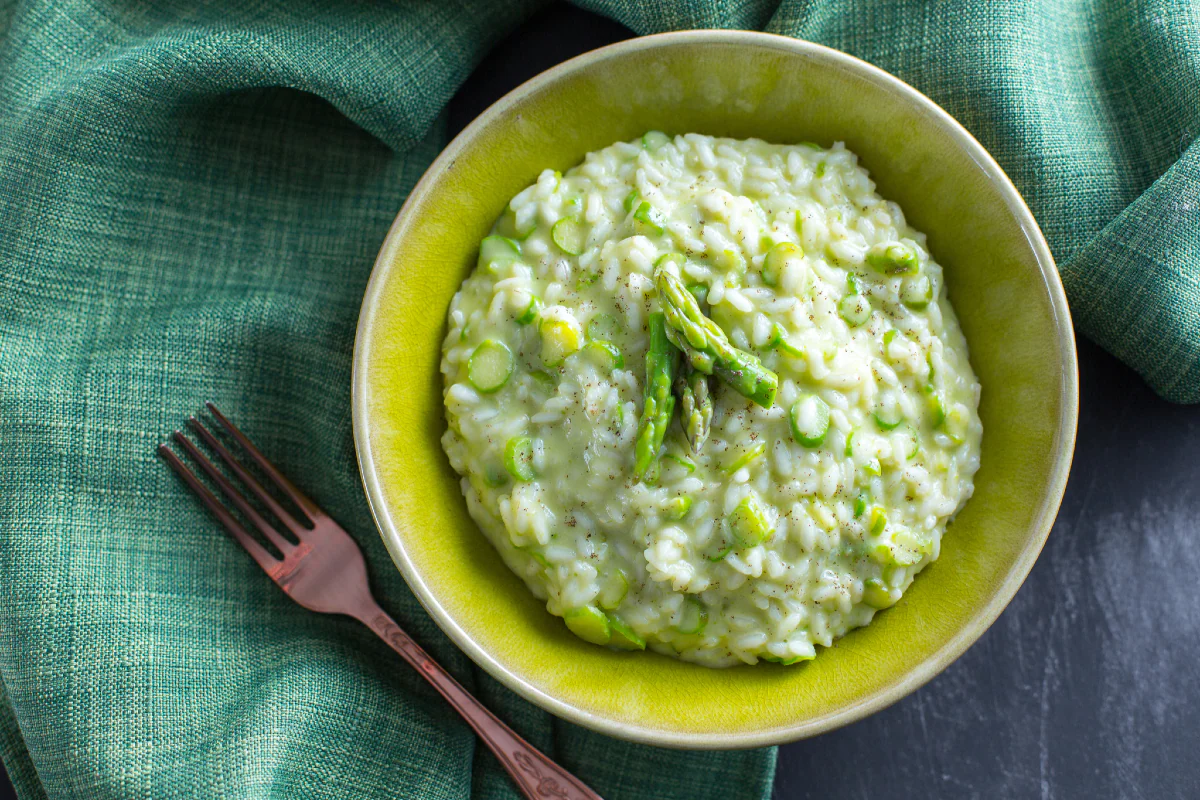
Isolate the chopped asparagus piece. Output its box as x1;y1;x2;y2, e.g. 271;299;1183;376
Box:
900;274;934;309
551;215;587;255
633;201;666;237
664;495;693;520
686;282;709;307
662;452;696;473
862;578;897;609
789;394;831;447
518;545;550;569
485;464;509;488
729;492;773;547
598;568;629;610
761;653;814;665
675;365;713;453
897;424;920;459
677;597;708;635
539;316;582;366
706;536;735;562
839;293;871;327
634;313;677;480
853;492;868;518
479;235;521;269
608;615;646;650
725;442;766;474
516;293;542;325
863;458;882;477
655;266;779;407
762;241;803;288
586;313;619;342
868;506;888;536
873;402;904;431
504;436;536;481
866;240;920;276
869;529;928;567
495;207;536;240
712;248;747;275
623;190;639;213
529;370;557;395
582;340;624;372
466;340;513;393
944;403;971;441
926;390;947;428
642;130;671;151
844;429;856;458
564;606;611;645
768;323;805;357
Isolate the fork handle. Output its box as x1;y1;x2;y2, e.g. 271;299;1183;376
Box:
356;601;604;800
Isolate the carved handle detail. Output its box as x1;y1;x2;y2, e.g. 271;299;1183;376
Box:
361;606;603;800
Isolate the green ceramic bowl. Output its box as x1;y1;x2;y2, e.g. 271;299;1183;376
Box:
352;31;1078;748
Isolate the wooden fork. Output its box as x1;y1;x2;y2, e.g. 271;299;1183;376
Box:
158;402;602;800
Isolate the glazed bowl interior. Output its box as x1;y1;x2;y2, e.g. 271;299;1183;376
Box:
353;31;1077;748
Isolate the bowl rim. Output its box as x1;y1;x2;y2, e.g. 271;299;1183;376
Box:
352;29;1080;749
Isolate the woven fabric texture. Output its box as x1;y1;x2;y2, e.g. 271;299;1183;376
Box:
1;0;1196;798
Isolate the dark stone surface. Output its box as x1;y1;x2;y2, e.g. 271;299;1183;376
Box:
4;3;1195;798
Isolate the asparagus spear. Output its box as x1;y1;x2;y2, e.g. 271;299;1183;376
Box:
634;313;677;480
675;365;713;453
654;266;779;408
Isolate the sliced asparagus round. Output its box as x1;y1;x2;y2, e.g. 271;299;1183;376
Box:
663;495;693;520
504;436;536;481
838;293;871;327
729;493;773;547
597;568;629;610
632;201;665;237
586;313;619;342
862;578;898;609
539;316;582;367
900;274;933;309
466;340;513;393
762;241;803;288
478;235;521;269
725;442;766;475
551;215;587;255
677;597;708;635
641;130;671;151
515;292;542;325
789;394;831;447
582;340;624;372
564;606;611;645
866;240;919;276
873;395;904;431
608;616;646;650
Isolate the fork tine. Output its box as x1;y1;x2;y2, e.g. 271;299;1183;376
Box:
205;402;324;521
187;417;310;536
173;430;295;555
158;443;279;573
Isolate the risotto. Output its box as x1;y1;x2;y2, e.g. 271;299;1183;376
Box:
440;133;982;667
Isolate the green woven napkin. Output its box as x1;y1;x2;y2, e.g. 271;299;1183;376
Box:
1;0;1197;798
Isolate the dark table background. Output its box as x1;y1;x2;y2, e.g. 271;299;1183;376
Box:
3;4;1197;798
